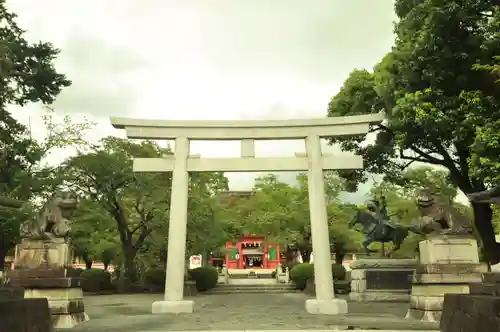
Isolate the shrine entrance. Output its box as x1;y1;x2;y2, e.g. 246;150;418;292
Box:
111;113;383;315
225;234;280;270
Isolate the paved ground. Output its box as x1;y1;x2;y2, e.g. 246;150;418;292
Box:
65;293;439;332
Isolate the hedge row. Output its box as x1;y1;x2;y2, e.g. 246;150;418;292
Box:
77;266;219;293
290;263;347;290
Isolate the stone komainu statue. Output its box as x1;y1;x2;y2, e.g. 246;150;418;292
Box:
20;191;78;241
414;188;473;235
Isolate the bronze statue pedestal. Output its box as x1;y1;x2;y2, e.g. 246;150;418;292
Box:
406;234;486;322
349;258;417;302
9;238;89;329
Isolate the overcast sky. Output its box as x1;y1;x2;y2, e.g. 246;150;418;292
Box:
6;0;397;202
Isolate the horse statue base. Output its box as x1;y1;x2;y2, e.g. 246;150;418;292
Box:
350;258;418;302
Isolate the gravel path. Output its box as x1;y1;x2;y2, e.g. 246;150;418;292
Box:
63;293;439;331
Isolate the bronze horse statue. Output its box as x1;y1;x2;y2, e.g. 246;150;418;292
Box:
348;197;421;256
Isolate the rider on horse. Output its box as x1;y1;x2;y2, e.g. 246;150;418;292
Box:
366;196;393;238
349;195;409;256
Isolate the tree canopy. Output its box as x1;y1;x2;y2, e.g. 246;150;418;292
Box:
223;173;361;263
0;1;84;268
327;1;500;263
0;0;70;109
62;136;230;289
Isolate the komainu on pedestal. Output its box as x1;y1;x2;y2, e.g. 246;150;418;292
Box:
8;191;89;329
405;189;485;322
439;185;500;332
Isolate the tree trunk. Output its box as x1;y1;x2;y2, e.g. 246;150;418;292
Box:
85;260;93;269
117;244;137;292
334;249;346;265
284;246;295;265
0;247;8;270
471;202;500;264
202;250;209;267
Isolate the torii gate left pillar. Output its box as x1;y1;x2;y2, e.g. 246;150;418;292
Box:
111;113;384;315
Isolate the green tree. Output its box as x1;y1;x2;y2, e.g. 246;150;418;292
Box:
234;173;360;263
239;174;307;247
63;137;229;288
327;1;500;263
62;137;172;290
185;172;230;264
399;167;458;203
327;203;362;263
0;112;90;269
0;1;74;268
71;198;120;269
493;205;500;234
471;54;500;187
0;1;70;110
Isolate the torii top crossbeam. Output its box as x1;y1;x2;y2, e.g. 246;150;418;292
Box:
110;113;384;140
110;113;384;173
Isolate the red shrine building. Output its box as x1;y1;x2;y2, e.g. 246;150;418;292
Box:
225;235;280;269
210;190;281;269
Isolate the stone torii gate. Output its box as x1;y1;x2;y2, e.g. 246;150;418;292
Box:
111;113;384;315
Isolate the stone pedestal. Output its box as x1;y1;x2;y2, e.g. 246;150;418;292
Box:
217;267;228;284
0;297;53;332
276;266;289;284
440;293;500;332
349;259;417;302
13;239;72;269
406;235;486;322
9;239;89;329
440;273;500;331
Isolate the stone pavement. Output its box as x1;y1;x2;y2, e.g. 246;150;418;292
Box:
62;293;439;332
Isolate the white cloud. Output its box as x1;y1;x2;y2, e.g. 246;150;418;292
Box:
6;0;397;197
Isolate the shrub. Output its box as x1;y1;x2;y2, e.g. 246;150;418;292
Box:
188;267;218;291
334;280;351;294
290;263;314;290
143;268;166;291
290;263;347;289
80;269;112;292
331;264;346;280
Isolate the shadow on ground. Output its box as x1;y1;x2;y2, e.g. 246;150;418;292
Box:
61;293;439;331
